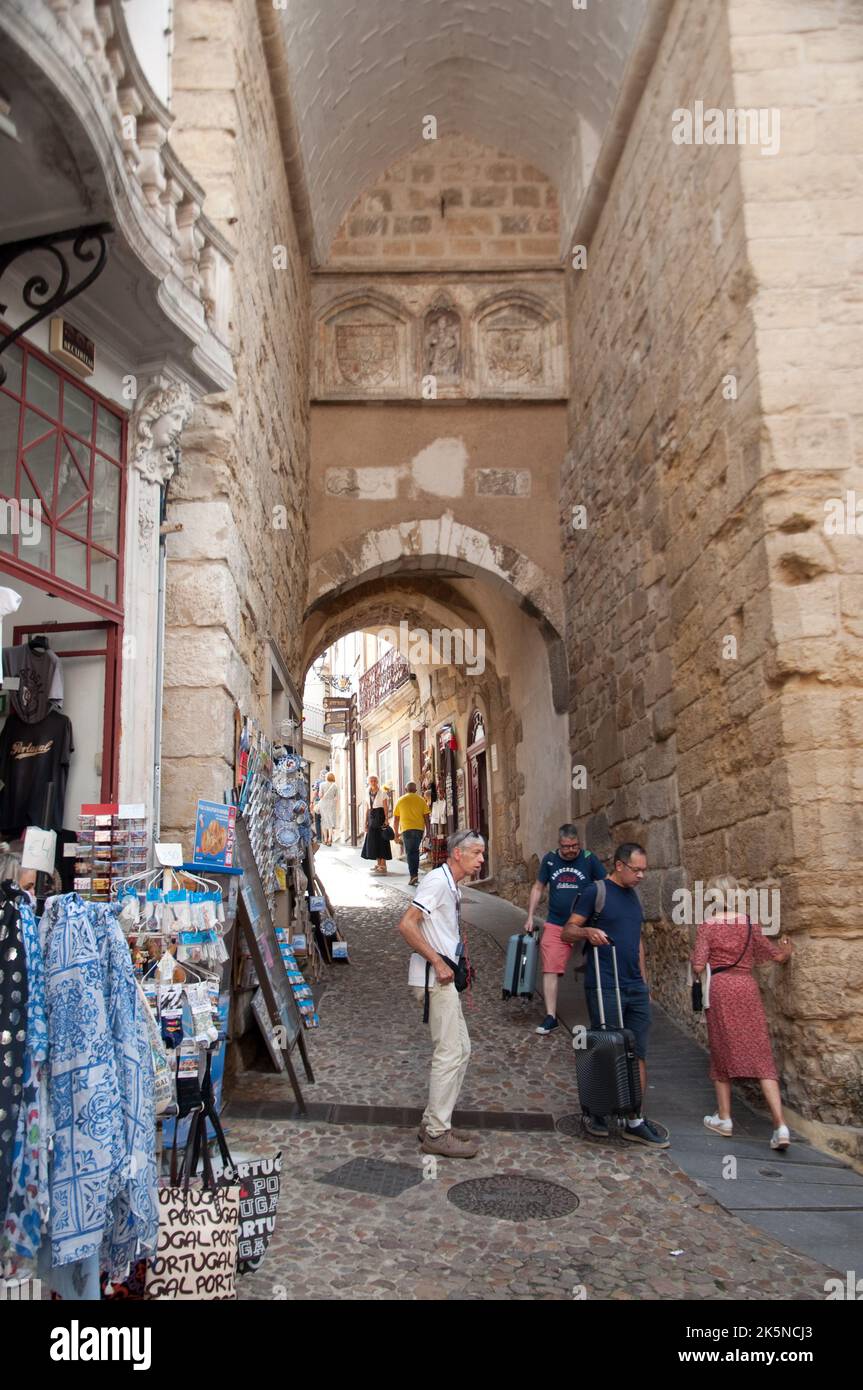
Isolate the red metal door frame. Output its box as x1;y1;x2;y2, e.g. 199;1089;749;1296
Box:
12;618;122;801
0;323;127;622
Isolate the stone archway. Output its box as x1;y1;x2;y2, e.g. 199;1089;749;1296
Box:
307;516;568;713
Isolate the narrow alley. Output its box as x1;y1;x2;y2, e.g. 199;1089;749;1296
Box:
226;851;839;1303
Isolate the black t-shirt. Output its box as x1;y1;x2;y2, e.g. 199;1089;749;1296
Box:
0;710;74;836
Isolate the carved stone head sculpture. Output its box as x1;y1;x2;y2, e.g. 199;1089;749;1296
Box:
131;377;194;484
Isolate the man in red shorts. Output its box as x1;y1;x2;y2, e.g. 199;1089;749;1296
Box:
525;824;606;1035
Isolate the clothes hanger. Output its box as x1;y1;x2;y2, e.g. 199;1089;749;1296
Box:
27;633;49;651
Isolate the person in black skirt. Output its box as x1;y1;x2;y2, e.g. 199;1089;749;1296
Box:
361;774;392;874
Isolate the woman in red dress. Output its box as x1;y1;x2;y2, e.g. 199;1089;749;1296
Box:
690;876;794;1149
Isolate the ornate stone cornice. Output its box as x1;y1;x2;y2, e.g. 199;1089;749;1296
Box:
0;0;236;393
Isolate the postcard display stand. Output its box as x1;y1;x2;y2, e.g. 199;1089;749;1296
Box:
272;746;326;986
235;816;314;1111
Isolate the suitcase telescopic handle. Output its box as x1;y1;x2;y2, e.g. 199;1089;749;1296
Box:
592;943;624;1030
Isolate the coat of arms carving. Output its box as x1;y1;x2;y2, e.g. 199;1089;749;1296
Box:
482;306;545;387
335;324;397;386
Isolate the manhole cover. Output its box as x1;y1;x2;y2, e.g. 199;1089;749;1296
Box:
446;1175;579;1221
555;1113;625;1143
317;1157;423;1198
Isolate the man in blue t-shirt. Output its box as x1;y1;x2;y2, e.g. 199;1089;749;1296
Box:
561;842;669;1149
525;823;606;1036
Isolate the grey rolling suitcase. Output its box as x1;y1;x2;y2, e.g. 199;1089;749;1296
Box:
501;931;539;999
574;944;642;1118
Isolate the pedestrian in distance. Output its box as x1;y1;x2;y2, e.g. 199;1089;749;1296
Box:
525;823;606;1035
311;763;329;843
561;842;670;1148
393;781;431;885
690;874;794;1150
317;771;338;846
360;774;391;874
396;829;485;1159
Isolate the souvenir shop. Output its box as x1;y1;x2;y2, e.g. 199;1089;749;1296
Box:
0;705;346;1300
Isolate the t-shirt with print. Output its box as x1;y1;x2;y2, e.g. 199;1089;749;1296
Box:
393;792;428;832
0;710;74;836
2;644;64;723
538;848;606;926
407;863;461;987
577;878;644;990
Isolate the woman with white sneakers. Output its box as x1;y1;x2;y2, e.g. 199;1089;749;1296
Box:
690;875;794;1150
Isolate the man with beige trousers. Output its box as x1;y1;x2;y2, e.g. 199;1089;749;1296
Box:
397;829;486;1159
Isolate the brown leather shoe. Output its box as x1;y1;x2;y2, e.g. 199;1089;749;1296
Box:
420;1129;479;1158
417;1121;478;1143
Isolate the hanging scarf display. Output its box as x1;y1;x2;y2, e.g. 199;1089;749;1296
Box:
0;888;28;1228
1;889;48;1266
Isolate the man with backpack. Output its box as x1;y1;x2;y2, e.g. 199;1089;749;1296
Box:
525;824;606;1035
561;842;670;1148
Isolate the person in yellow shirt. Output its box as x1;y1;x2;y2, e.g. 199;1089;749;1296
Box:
393;782;431;885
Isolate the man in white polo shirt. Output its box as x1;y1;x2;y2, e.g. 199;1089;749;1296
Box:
396;829;485;1159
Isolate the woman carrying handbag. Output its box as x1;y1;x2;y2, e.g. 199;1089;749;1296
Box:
690;875;793;1149
360;774;392;874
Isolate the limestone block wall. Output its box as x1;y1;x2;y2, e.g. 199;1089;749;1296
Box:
329;136;560;270
563;0;862;1136
161;0;310;851
727;0;863;1133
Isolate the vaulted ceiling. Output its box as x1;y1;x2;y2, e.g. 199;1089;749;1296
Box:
275;0;652;264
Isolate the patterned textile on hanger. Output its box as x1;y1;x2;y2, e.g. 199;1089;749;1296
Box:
91;903;158;1279
0;891;28;1228
42;893;125;1268
1;895;48;1266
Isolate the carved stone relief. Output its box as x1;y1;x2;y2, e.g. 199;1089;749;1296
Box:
130;376;195;485
423;305;461;385
323;301;405;393
312;277;565;400
482;305;545;387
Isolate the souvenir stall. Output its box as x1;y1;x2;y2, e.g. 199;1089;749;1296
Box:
0;797;285;1299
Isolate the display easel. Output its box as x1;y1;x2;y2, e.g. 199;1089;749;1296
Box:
234;817;314;1112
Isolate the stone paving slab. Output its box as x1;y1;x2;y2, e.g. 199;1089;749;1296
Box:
226;1115;835;1302
226;853;848;1298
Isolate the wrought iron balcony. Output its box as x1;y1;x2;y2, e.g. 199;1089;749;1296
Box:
359;649;411;717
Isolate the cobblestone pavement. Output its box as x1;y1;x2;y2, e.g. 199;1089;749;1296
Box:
228;859;834;1301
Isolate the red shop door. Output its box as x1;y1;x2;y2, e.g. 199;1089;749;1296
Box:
12;619;121;804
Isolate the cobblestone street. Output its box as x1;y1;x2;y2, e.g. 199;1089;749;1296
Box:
228;857;835;1302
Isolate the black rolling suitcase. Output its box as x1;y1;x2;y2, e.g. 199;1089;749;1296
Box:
574;944;642;1120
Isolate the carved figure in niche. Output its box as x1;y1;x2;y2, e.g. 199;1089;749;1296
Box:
423;307;461;383
483;306;544;386
335;324;397;386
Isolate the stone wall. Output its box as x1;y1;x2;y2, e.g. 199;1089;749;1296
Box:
563;0;863;1139
329;136;560;270
726;0;863;1138
161;0;310;850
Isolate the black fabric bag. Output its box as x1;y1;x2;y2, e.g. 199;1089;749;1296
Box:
423;955;472;1023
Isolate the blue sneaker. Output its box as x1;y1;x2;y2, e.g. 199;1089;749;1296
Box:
622;1119;670;1149
535;1015;558;1035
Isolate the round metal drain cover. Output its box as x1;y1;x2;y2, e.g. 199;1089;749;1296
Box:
555;1113;625;1143
446;1175;579;1221
556;1113;587;1137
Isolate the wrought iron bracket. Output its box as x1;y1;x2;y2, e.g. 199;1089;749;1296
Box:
0;222;114;385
